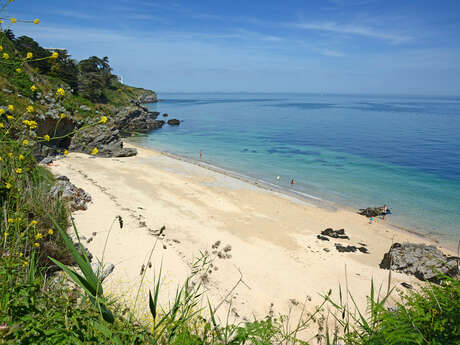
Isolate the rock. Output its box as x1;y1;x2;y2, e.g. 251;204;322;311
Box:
379;242;459;282
317;235;330;241
50;176;92;211
138;92;158;103
401;282;413;289
335;244;357;253
91;262;115;282
79;105;91;111
321;228;350;240
39;156;54;165
167;119;180;126
74;242;93;262
69;125;137;157
2;88;12;93
114;106;164;134
358;206;389;218
163;113;168;117
335;243;369;253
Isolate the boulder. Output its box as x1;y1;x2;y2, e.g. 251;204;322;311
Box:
335;244;368;253
114;106;164;135
321;228;349;240
163;113;168;117
167;118;180;126
379;242;459;282
69;125;137;157
358;206;389;218
50;176;92;211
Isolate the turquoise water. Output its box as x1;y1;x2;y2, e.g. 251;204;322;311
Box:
137;93;460;244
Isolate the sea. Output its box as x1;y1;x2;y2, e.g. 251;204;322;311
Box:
133;92;460;245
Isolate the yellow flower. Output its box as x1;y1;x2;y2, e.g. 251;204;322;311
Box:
28;121;37;129
91;147;98;155
16;168;23;174
10;18;17;24
34;18;40;24
26;105;34;113
44;134;50;141
3;53;9;60
34;242;40;248
19;252;23;257
4;232;8;237
8;153;13;157
0;123;3;128
31;220;38;226
56;88;65;96
5;183;11;189
7;115;14;120
35;233;43;240
99;116;108;124
23;261;29;266
0;156;2;161
30;85;36;91
7;105;14;112
16;68;22;73
7;218;14;223
19;154;24;160
50;52;59;59
0;109;4;115
48;229;54;235
64;149;69;156
26;52;33;59
60;113;66;119
0;46;3;51
22;140;29;146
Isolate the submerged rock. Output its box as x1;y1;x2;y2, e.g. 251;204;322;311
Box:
379;242;459;282
50;176;92;211
358;206;389;218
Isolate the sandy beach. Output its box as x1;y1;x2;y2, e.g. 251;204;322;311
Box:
48;143;454;330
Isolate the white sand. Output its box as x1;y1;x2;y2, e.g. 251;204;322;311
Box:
48;144;454;334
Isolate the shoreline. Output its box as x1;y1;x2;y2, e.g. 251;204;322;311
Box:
128;138;457;252
48;142;456;327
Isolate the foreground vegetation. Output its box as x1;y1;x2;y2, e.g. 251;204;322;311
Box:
0;1;459;344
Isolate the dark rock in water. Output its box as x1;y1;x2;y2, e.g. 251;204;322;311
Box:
69;125;137;157
379;242;459;282
114;106;164;135
358;207;389;218
163;113;168;117
167;118;180;126
321;228;350;240
317;235;330;241
50;176;92;211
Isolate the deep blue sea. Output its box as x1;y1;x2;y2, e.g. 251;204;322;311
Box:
136;93;460;244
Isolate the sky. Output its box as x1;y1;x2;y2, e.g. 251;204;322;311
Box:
5;0;460;95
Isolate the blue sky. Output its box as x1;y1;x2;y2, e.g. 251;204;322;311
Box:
7;0;460;95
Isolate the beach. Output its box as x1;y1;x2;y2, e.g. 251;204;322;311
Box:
48;143;455;328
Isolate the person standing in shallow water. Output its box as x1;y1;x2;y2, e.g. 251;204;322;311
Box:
290;178;295;186
382;204;388;220
200;150;202;160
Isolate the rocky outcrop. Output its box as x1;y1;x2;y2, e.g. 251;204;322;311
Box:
321;228;350;240
49;176;92;211
358;206;389;218
167;118;180;126
335;244;368;253
138;92;158;103
69;125;137;157
114;106;164;135
379;243;459;282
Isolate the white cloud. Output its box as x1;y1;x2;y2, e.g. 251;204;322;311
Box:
293;21;412;44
